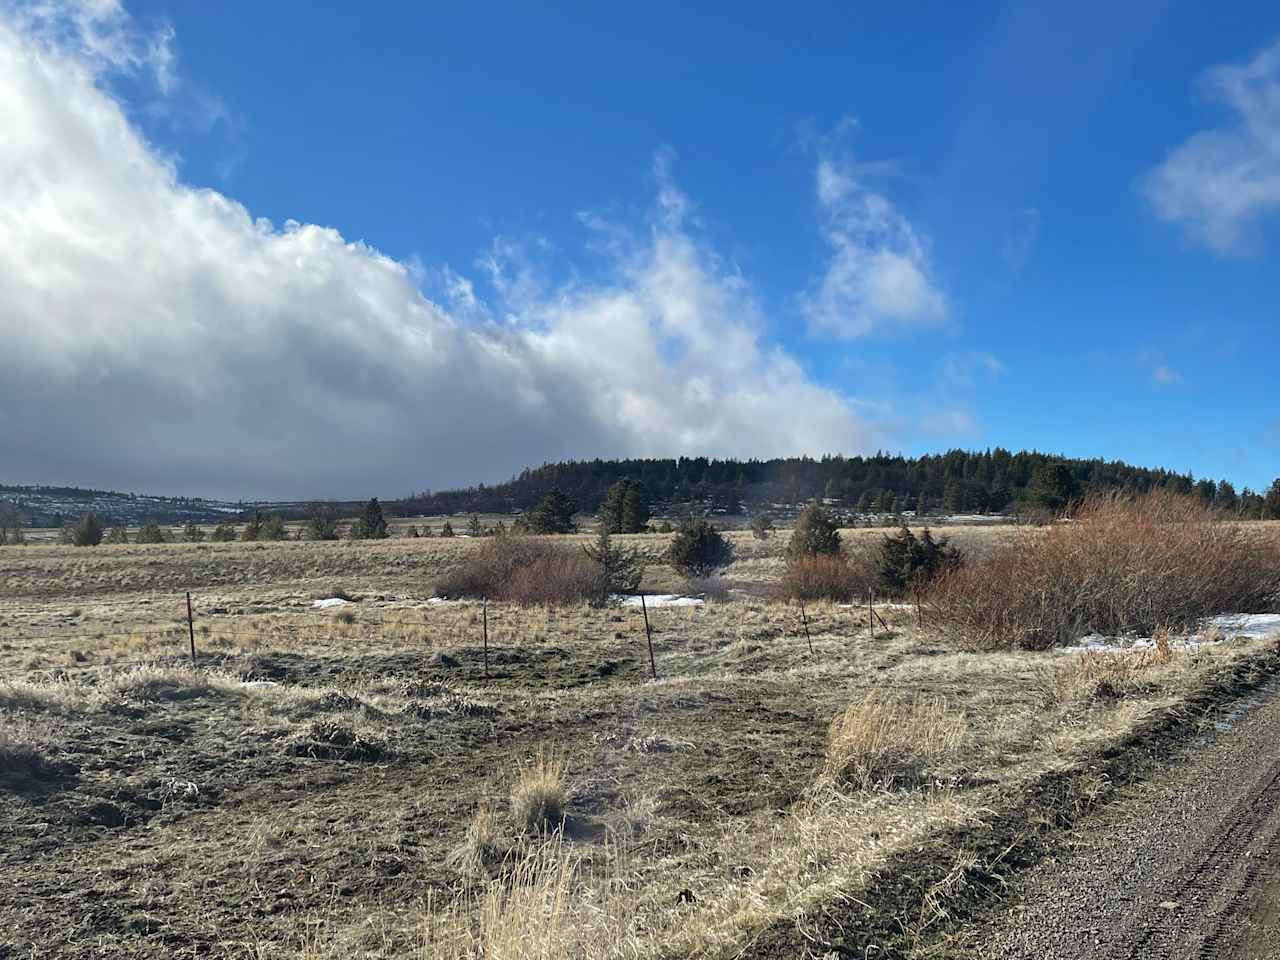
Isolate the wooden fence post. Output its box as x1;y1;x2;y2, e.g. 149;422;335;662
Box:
799;601;813;655
186;592;196;667
482;596;489;679
640;593;657;681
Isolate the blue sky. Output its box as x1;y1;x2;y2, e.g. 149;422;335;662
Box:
2;0;1278;498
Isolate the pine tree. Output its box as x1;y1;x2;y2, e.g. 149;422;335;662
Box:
440;520;455;538
666;520;735;580
600;480;650;533
467;515;483;537
183;522;205;542
526;488;577;534
104;526;129;544
1265;479;1280;520
357;498;389;539
1026;462;1079;512
583;528;645;603
259;515;289;541
72;512;104;547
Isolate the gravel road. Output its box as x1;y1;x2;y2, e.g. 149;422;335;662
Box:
969;677;1280;960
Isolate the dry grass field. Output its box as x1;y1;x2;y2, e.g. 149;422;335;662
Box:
1;524;1277;959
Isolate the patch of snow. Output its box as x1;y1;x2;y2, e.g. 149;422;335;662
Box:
1063;613;1280;654
615;594;705;608
241;680;279;688
426;597;452;605
311;597;352;609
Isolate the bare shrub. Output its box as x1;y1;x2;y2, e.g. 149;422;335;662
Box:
782;554;874;602
824;693;967;789
931;490;1280;650
437;536;600;606
510;748;568;832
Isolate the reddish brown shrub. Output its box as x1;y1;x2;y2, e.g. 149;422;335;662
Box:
781;554;875;602
436;536;602;606
930;490;1280;650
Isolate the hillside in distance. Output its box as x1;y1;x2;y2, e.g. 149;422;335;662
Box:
4;449;1276;528
400;449;1276;520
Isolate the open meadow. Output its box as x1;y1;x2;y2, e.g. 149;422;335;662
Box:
2;522;1279;959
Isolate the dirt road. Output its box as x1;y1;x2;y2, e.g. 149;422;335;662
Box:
969;677;1280;960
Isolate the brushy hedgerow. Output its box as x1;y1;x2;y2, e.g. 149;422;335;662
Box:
929;490;1280;651
436;535;602;605
824;693;967;790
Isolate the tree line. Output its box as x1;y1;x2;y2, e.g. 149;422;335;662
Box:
397;450;1280;520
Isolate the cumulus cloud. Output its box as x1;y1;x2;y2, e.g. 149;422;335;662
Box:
0;5;875;499
1144;39;1280;254
803;157;948;338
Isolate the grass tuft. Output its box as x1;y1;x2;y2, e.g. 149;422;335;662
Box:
824;693;967;789
510;748;569;832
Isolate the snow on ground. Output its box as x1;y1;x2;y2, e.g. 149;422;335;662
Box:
615;594;705;608
311;598;352;609
1064;614;1280;654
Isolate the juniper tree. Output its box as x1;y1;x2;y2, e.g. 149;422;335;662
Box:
786;501;841;560
440;520;455;538
468;515;483;538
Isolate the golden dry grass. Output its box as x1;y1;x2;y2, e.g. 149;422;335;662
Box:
824;692;969;788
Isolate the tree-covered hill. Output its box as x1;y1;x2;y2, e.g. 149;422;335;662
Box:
398;450;1280;520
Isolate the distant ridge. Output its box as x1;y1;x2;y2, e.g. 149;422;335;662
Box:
5;449;1276;527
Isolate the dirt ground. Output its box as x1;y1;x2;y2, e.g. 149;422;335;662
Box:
954;675;1280;960
1;529;1276;959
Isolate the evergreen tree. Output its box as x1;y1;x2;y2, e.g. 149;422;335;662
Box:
405;525;420;538
1026;462;1079;512
666;519;735;580
259;515;289;541
1265;479;1280;520
104;526;129;544
136;520;169;544
183;522;206;543
749;511;774;540
583;528;646;603
856;490;875;513
786;501;842;559
876;526;963;595
71;512;104;547
1213;480;1239;513
240;512;263;541
307;516;339;541
600;480;650;533
526;488;577;534
211;521;237;542
440;520;455;537
356;498;389;539
467;515;483;537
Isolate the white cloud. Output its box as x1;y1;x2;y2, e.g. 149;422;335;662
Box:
804;157;948;338
1144;39;1280;254
1153;365;1182;384
0;6;875;498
